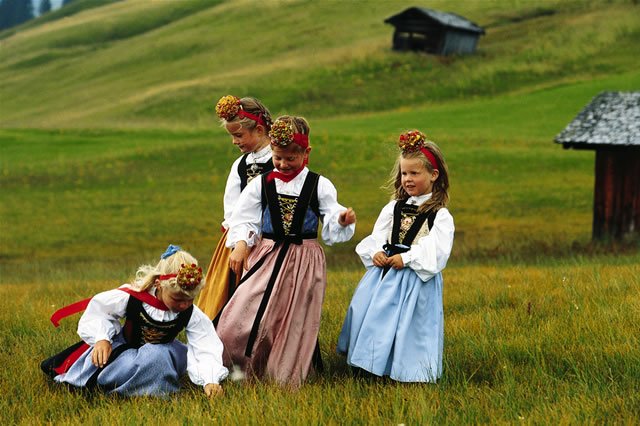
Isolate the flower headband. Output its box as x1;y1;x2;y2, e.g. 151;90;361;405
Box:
159;263;203;291
398;130;438;170
268;119;309;148
215;95;267;128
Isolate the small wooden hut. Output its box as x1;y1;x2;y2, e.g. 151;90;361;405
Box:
384;7;485;56
555;91;640;241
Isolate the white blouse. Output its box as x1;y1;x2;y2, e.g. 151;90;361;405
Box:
77;284;229;387
226;167;355;247
222;144;273;229
355;194;454;282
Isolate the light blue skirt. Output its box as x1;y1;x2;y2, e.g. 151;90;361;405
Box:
54;333;188;397
337;266;443;382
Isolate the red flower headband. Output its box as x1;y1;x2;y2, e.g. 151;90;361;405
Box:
398;130;438;170
215;95;267;128
158;263;203;291
268;120;309;148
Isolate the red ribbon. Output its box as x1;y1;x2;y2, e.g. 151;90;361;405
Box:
50;287;169;327
292;133;309;148
158;274;177;281
50;298;92;327
266;165;306;183
421;147;439;170
54;342;91;375
237;110;266;128
48;288;169;374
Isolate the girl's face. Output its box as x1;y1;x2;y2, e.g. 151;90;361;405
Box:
272;144;310;176
225;122;268;153
155;283;194;313
400;157;438;197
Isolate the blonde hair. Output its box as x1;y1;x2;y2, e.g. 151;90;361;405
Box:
132;249;204;299
271;115;310;154
221;97;273;131
387;140;450;213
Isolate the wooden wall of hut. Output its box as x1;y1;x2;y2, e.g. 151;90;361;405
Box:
592;148;640;240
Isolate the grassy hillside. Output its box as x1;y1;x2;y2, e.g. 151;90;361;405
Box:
1;0;639;423
0;0;638;127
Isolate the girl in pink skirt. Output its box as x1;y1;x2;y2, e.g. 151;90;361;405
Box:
216;116;356;386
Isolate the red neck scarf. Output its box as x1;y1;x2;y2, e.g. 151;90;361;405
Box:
266;165;305;183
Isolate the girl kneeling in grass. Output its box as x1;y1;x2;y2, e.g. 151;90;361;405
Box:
337;130;454;383
42;245;228;397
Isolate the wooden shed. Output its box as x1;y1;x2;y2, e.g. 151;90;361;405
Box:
555;91;640;241
384;7;485;56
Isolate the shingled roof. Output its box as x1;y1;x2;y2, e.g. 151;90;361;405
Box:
384;7;485;35
555;91;640;150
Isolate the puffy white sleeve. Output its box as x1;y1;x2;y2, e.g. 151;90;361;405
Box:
185;306;229;387
317;176;355;246
400;208;455;282
355;201;396;267
77;286;130;346
221;156;243;230
225;176;263;248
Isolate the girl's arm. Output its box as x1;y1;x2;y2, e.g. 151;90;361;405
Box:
77;286;130;346
225;177;263;248
400;208;455;281
355;200;396;267
221;156;244;230
185;306;229;392
317;176;356;245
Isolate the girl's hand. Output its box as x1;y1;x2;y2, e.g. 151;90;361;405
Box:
338;208;356;226
229;241;247;277
373;251;389;268
92;340;112;368
388;254;404;270
204;383;223;397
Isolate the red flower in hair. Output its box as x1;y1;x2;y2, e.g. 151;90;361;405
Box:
176;263;203;291
398;130;426;152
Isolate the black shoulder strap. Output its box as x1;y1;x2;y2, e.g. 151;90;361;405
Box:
402;208;439;246
262;174;286;237
401;210;429;246
176;305;194;329
309;180;320;218
427;209;438;232
289;172;320;235
390;199;407;245
238;154;250;191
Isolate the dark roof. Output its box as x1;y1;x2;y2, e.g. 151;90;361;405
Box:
384;7;485;35
555;91;640;149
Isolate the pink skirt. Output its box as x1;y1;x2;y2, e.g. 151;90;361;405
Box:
216;238;326;386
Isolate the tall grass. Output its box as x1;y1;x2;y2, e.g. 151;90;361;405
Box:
2;264;638;423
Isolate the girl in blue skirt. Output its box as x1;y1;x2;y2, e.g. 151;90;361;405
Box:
42;245;228;397
337;130;454;382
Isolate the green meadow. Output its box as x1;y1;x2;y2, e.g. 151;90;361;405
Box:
1;0;639;423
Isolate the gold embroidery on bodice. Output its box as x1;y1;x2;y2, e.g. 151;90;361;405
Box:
278;195;298;235
137;311;174;344
387;208;431;244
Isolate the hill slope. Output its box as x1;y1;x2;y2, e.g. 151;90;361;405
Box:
0;0;638;128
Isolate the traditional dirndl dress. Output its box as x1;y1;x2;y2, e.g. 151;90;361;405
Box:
43;293;192;396
337;201;446;382
216;171;326;385
42;287;228;397
197;151;273;322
